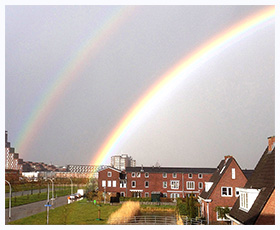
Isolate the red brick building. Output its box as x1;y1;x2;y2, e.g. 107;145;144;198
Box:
198;156;249;225
227;136;275;225
98;166;127;197
98;166;216;198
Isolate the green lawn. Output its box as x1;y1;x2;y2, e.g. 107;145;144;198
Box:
5;187;79;208
9;199;121;225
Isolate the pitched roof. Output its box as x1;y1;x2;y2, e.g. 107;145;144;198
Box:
228;147;275;225
199;157;233;199
125;166;216;174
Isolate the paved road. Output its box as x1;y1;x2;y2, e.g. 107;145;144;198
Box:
5;195;69;224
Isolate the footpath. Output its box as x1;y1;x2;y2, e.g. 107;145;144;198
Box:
5;195;69;224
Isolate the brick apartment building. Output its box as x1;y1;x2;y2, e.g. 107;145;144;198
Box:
198;156;250;225
98;166;217;198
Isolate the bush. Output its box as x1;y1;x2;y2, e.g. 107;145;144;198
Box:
119;197;151;202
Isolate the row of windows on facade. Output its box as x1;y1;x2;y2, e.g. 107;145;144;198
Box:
102;180;204;190
107;171;204;179
117;191;198;198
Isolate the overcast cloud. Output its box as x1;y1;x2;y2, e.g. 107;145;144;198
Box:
5;5;274;169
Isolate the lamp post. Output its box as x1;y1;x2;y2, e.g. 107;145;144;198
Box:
47;178;55;206
69;178;73;195
5;180;12;222
46;183;50;224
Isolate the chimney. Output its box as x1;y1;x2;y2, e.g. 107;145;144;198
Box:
224;155;232;162
268;136;275;152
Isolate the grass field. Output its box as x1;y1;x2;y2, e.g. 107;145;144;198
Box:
5;187;79;208
9;199;121;225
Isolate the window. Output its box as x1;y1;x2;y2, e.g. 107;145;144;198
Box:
235;189;240;197
112;180;116;187
163;181;167;188
145;192;149;197
239;189;260;212
107;171;112;177
137;172;141;178
163;193;167;198
132;172;135;177
188;173;193;178
145;181;149;188
240;192;249;210
221;187;232;197
107;181;111;187
216;207;231;221
232;168;236;179
171;193;180;198
170;180;179;189
173;173;177;178
198;173;203;179
131;181;136;188
102;180;106;187
187;181;195;190
145;172;149;178
198;182;203;189
120;192;125;197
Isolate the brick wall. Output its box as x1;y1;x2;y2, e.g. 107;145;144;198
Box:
201;158;248;224
255;189;275;225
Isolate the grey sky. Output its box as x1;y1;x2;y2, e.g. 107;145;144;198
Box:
5;5;274;169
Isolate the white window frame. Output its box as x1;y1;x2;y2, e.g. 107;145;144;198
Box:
145;181;149;188
163;181;167;188
131;181;136;188
186;181;195;190
112;180;116;187
198;173;203;179
120;192;125;197
107;171;112;177
188;173;193;178
145;172;149;178
235;189;240;197
102;180;106;187
232;168;236;179
221;187;233;197
107;181;111;187
163;172;167;178
216;207;232;221
172;173;177;178
131;172;135;177
145;192;149;197
137;172;141;178
198;182;203;189
170;180;179;189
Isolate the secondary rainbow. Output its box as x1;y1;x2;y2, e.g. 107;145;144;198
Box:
91;6;275;166
14;6;136;157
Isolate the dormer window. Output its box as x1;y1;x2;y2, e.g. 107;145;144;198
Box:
238;188;261;212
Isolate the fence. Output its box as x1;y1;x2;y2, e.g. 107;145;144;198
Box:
109;215;177;225
181;215;207;225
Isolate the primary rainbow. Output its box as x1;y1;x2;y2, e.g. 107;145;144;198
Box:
91;6;275;166
15;6;136;157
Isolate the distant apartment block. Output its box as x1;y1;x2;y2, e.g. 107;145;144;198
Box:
111;153;136;171
5;131;23;172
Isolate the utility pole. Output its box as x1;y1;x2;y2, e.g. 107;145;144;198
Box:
5;180;12;222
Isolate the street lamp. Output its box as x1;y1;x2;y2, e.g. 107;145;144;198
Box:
47;178;55;206
69;178;73;195
5;180;12;222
